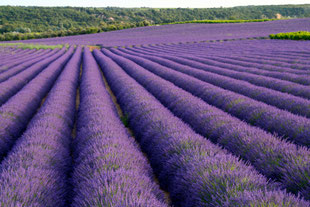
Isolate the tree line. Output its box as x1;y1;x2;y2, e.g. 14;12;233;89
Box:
0;5;309;41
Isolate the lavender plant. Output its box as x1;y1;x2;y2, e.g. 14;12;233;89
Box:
0;47;67;105
0;46;81;206
0;48;59;83
0;46;74;161
71;48;167;207
94;49;310;206
120;47;310;118
101;49;310;200
111;48;310;147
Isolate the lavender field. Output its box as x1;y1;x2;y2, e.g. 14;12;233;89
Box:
0;19;310;207
8;18;310;46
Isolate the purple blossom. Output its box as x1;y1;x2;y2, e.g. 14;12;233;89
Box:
113;47;310;145
0;46;82;206
71;48;167;207
122;46;310;118
0;46;74;160
93;49;309;206
0;47;67;105
101;48;310;200
0;48;59;83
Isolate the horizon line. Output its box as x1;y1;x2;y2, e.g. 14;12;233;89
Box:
0;3;309;9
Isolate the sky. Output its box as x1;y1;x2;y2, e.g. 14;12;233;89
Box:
1;0;309;8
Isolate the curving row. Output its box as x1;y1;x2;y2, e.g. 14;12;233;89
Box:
111;48;310;147
183;55;310;85
101;49;310;200
275;51;310;58
0;46;81;206
120;47;310;119
165;53;310;99
0;49;39;67
0;49;51;73
141;41;310;71
219;55;310;71
93;49;309;206
0;48;37;70
0;48;59;83
0;49;20;63
0;46;74;160
137;44;310;75
244;53;310;65
203;55;310;74
128;46;310;100
0;47;67;106
0;48;21;61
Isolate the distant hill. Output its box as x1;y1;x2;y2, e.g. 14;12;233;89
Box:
0;5;309;41
1;5;310;33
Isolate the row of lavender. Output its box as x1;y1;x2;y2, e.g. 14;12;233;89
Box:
0;46;165;206
0;49;60;83
0;45;309;206
100;49;310;195
123;41;310;119
0;46;79;205
0;47;34;63
93;49;310;206
113;48;310;145
72;48;167;206
131;40;310;74
0;46;171;206
0;48;49;73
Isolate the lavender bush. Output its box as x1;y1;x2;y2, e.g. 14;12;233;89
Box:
93;49;309;206
71;48;167;207
0;46;74;161
119;47;310;119
131;51;310;99
101;48;310;199
0;48;59;83
0;46;82;206
0;47;67;105
0;49;37;67
135;40;310;74
111;48;310;147
0;49;49;72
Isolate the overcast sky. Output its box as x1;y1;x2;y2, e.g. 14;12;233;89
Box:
1;0;309;8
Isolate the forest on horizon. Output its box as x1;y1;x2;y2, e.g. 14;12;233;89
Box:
0;4;309;41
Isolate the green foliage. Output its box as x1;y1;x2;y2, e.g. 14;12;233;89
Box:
164;19;277;25
0;43;65;49
0;24;15;33
270;31;310;40
1;5;310;33
0;22;149;41
120;114;129;127
0;5;309;41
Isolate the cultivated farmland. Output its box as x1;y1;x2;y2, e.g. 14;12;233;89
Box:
0;18;310;207
9;18;310;46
